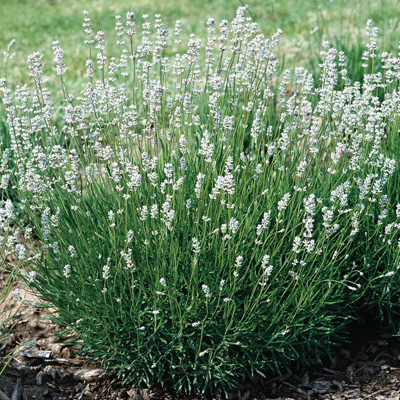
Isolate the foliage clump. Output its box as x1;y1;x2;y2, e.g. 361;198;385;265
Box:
0;199;31;376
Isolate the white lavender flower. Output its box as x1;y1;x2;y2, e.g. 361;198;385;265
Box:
277;193;291;212
63;264;71;278
68;245;77;258
192;237;201;253
202;284;210;297
229;217;239;234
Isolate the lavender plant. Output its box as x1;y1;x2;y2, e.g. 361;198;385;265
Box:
0;199;28;376
1;8;400;393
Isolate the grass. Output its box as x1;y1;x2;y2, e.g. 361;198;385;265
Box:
1;0;400;92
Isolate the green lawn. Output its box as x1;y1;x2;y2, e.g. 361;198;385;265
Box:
1;0;399;93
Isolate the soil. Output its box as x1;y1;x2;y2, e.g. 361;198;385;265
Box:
1;268;400;400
